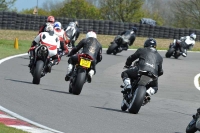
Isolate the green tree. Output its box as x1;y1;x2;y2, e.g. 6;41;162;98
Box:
100;0;144;22
0;0;16;11
51;0;102;19
172;0;200;29
20;8;51;16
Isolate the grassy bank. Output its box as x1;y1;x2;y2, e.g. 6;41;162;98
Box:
0;123;27;133
0;29;200;59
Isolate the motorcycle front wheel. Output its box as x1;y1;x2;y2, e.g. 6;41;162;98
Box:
186;119;197;133
165;48;175;58
106;42;118;55
32;60;44;84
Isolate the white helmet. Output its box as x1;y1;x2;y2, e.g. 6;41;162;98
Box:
190;33;196;40
69;22;76;27
54;21;62;29
45;23;54;32
86;31;97;39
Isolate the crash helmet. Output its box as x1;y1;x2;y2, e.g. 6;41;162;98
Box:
144;38;157;48
86;31;97;39
54;21;62;29
47;16;55;23
132;27;138;33
190;33;196;40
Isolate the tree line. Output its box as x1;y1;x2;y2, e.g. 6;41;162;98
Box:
1;0;200;29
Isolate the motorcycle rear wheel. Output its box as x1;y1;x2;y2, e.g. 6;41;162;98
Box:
32;60;44;84
186;119;197;133
128;86;146;114
72;68;86;95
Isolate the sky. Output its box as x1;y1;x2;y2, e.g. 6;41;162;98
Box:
14;0;63;11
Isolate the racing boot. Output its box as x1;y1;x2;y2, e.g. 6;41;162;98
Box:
87;70;94;83
65;64;73;81
47;61;53;73
143;87;156;105
28;57;34;73
121;78;132;93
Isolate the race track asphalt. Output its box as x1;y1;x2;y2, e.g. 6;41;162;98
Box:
0;50;199;133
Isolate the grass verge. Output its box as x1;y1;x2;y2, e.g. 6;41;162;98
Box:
0;123;27;133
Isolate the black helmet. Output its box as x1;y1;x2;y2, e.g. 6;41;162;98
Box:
144;38;157;48
132;27;137;33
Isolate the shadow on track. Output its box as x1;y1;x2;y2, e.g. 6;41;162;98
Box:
91;106;129;114
41;88;71;95
5;79;32;84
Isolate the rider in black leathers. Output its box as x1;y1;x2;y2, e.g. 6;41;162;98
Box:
65;31;102;83
121;38;163;100
116;27;137;51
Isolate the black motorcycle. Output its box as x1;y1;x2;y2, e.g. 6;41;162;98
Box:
106;31;132;55
68;53;93;95
121;66;157;114
186;108;200;133
165;39;182;59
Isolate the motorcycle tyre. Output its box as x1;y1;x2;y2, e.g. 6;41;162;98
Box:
128;86;146;114
165;48;175;58
69;80;73;93
72;68;86;95
106;42;118;55
186;119;197;133
32;60;44;85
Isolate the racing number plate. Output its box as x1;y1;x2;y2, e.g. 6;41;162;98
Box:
80;58;91;68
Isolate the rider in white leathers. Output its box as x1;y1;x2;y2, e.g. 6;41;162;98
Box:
174;33;196;57
28;24;60;72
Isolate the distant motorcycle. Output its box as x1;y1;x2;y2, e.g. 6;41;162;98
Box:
165;38;193;59
29;42;57;84
57;28;74;58
106;31;132;55
69;53;93;95
165;39;182;59
121;65;157;114
186;108;200;133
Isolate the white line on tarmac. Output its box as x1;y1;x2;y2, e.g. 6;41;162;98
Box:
0;53;64;133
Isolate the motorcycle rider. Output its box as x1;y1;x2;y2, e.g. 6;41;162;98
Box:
172;33;196;57
54;21;69;56
65;31;102;83
116;26;137;52
28;24;60;72
38;16;55;34
65;21;80;48
121;38;163;102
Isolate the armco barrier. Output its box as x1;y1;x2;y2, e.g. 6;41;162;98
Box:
0;11;200;41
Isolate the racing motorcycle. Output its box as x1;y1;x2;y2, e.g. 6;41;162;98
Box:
29;42;57;85
121;65;157;114
186;108;200;133
165;38;193;59
68;53;93;95
106;31;132;55
165;39;182;59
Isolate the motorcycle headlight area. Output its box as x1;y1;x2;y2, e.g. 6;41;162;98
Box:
37;45;48;57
